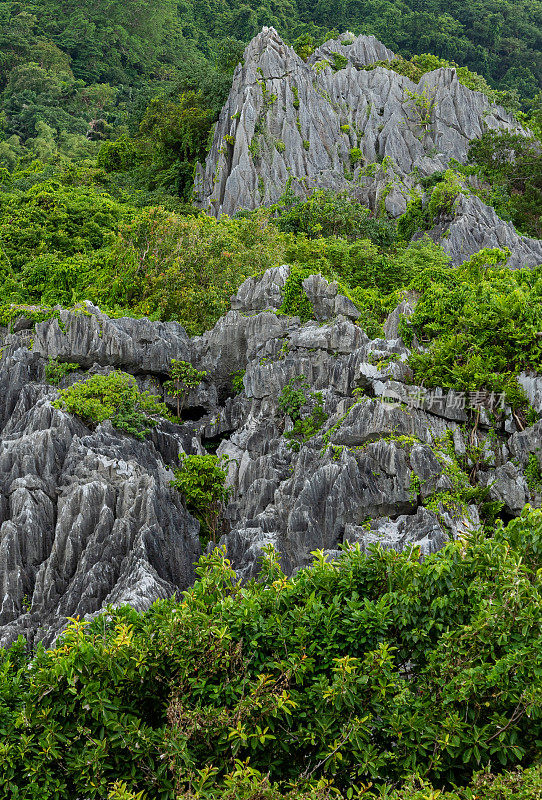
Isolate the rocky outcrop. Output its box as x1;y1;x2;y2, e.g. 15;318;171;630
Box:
0;266;540;646
195;28;522;218
195;27;541;270
0;338;201;648
437;195;542;269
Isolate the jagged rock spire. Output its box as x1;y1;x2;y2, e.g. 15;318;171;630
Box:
193;27;542;268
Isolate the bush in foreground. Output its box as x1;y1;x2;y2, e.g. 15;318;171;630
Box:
0;508;541;798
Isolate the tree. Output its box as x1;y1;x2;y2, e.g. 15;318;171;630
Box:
164;359;207;420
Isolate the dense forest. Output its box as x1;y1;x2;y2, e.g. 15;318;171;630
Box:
0;0;541;181
1;1;542;799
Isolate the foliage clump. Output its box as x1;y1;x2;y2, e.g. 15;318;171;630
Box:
525;453;542;492
44;357;79;386
53;370;169;438
404;247;542;404
271;187;396;245
1;509;542;797
279;267;314;323
171;454;231;545
467;130;542;238
231;369;246;394
164;360;207;420
278;375;328;450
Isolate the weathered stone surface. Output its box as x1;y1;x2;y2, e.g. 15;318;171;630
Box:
437;195;542;269
0;345;201;648
480;462;529;515
195;27;540;270
0;266;539;645
195;28;522;215
509;421;542;467
518;373;542;413
307;32;395;68
231;265;290;313
343;504;479;556
32;303;193;374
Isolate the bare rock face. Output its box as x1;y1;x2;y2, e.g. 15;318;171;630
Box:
438;195;542;269
195;27;541;271
0;267;541;645
195;27;521;218
0;335;201;648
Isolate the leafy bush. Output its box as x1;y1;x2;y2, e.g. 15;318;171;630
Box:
330;53;348;72
396;170;465;241
1;508;542;797
44;357;79;386
365;54;523;110
97;135;136;172
279;267;314;322
525;453;542;491
278;375;311;420
171;454;231;545
278;375;328;450
405;248;542;403
231;369;246;394
88;207;286;335
53;370;169;438
271;188;396;245
0;179;128;271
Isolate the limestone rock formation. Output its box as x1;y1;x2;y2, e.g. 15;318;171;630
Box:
438;195;542;269
195;27;541;270
1;265;539;645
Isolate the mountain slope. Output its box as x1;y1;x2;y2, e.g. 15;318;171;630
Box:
195;28;542;268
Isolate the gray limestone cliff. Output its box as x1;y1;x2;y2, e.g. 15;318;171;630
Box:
1;29;541;647
195;27;542;269
1;266;540;645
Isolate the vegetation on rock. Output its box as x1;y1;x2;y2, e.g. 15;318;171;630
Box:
171;454;232;545
53;370;169;438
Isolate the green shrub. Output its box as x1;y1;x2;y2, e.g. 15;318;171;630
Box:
53;370;169;438
88;208;286;335
231;369;245;394
278;375;311;420
170;454;231;545
525;453;542;491
467;131;542;238
397;171;465;240
164;359;207;420
405;247;542;404
44;357;79;386
1;508;542;797
331;53;348;72
279;267;314;322
272;189;395;245
284;391;328;451
96;136;135;173
349;147;363;166
278;376;328;451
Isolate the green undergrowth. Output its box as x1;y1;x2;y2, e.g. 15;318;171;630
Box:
1;166;541;408
171;454;231;546
278;375;328;450
1;508;542;798
53;370;170;438
44;357;79;386
279;266;315;322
